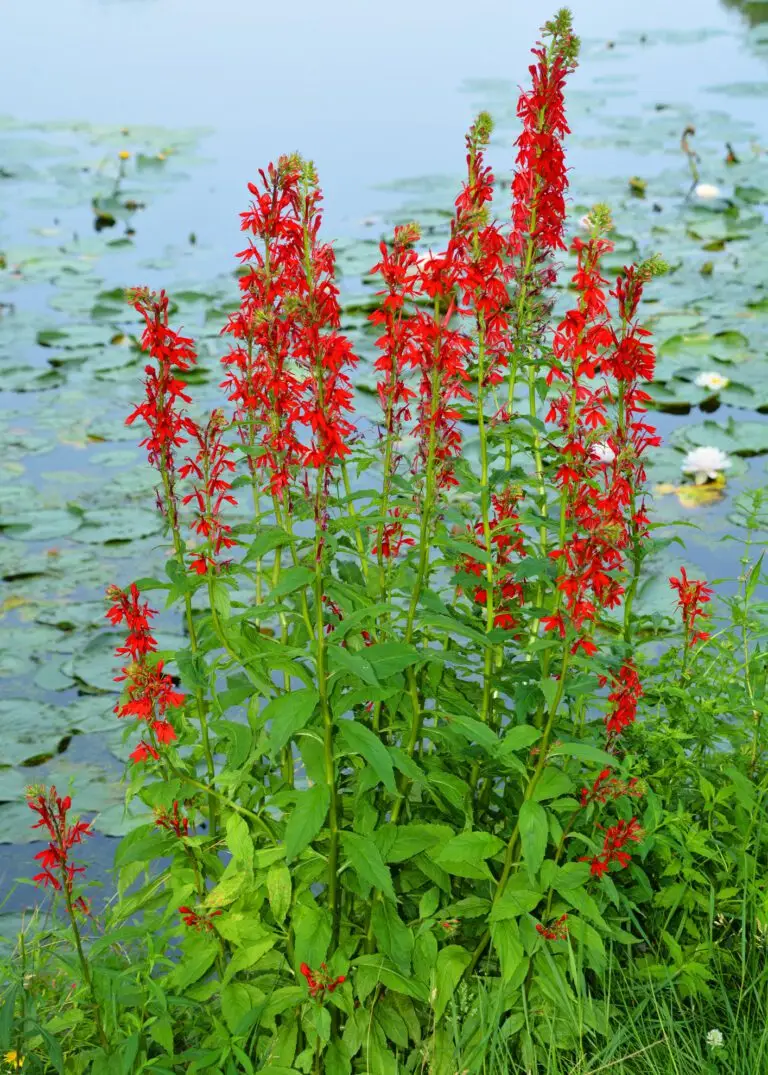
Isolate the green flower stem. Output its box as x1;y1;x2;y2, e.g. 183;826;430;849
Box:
341;459;369;584
391;349;441;824
62;882;109;1052
466;646;571;977
159;466;218;839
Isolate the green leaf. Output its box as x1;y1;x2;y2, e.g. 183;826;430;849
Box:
262;688;319;758
362;641;422;678
244;527;291;561
531;766;573;802
433;945;471;1021
327;644;380;687
226;813;253;872
488;888;543;920
267;864;292;924
338;719;396;793
550;742;617;767
353;955;429;1002
269;566;314;598
342;832;396;901
285;784;329;862
442;711;499;752
499;725;541;753
431;831;503;880
371;900;413;972
166;941;218;992
519;800;548;879
385;823;452;863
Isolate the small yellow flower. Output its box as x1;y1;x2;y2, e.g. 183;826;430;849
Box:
118;150;131;161
4;1050;24;1070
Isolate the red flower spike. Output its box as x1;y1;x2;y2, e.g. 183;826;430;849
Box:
298;961;346;1000
108;583;183;766
581;817;644;877
154;801;189;838
670;567;713;648
536;913;568;941
179;905;222;932
26;786;92;907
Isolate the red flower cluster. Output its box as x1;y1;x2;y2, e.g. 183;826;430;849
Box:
180;410;238;574
299;962;346;999
509;11;578;343
453;113;512;391
536;913;568;941
126;288;199;479
601;660;643;738
511;16;576;257
670;566;713;647
580;767;644;808
154;801;189;838
369;223;421;555
462;488;526;630
27;786;91;914
106;583;184;762
179;906;222;931
544;223;663;663
582;817;644;878
222;156;358;497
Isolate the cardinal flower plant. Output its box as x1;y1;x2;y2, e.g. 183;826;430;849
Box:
6;10;767;1075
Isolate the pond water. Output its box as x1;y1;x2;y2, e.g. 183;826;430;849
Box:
2;0;768;918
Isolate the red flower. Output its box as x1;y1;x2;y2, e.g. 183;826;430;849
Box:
581;817;644;877
536;913;568;941
27;786;92;907
154;801;189;838
126;288;201;511
670;567;713;647
129;740;159;764
179;409;237;574
299;961;346;999
179;905;222;932
600;660;643;738
580;767;644;808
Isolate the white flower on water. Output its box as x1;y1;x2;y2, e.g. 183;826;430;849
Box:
694;371;730;392
578;213;593;230
681;445;732;484
590;441;616;464
694;183;722;200
706;1028;724;1050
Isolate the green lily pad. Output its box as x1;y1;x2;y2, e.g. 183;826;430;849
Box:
670;418;768;456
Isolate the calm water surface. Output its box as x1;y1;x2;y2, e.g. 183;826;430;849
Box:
1;0;767;913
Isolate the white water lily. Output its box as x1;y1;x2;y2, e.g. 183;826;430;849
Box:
590;441;616;464
706;1028;724;1050
681;445;732;484
694;182;722;200
694;371;730;392
578;213;593;230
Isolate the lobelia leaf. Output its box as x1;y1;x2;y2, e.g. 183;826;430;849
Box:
519;800;548;880
338;718;397;793
285;783;330;862
371;899;414;972
430;831;503;880
261;687;319;759
267;863;292;923
341;832;396;902
433;945;472;1021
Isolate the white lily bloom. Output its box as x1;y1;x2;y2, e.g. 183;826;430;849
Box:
706;1029;724;1050
681;445;732;484
694;371;730;392
590;441;615;464
694;183;722;200
578;213;593;230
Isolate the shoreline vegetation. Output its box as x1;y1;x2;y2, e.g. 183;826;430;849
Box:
2;10;767;1075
